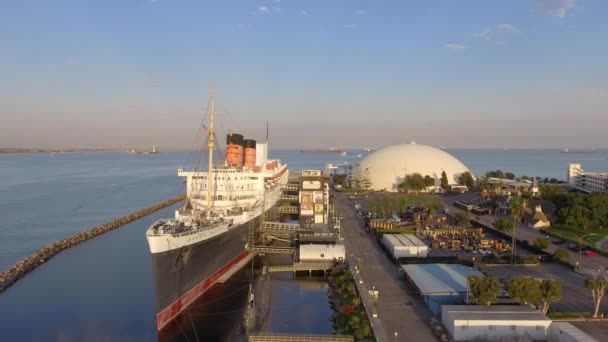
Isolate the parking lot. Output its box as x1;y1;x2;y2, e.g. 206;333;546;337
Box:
480;263;608;313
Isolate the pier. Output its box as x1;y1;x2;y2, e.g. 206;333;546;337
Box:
259;221;303;233
267;261;335;276
248;246;297;255
249;333;353;342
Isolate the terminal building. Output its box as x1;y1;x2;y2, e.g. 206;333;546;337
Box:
568;163;608;193
298;170;329;224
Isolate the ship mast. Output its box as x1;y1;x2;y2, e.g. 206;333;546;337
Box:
206;90;216;217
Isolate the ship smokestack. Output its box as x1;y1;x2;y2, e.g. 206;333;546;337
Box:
226;133;244;167
243;139;256;168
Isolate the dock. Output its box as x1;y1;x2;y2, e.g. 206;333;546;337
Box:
267;261;335;275
249;333;353;342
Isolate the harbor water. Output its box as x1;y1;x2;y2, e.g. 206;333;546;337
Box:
1;149;607;340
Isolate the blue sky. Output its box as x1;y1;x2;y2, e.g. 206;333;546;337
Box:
1;0;607;149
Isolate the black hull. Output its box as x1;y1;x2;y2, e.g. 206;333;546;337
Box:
152;222;248;312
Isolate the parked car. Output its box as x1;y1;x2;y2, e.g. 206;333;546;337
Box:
583;250;598;257
549;237;562;244
567;243;581;251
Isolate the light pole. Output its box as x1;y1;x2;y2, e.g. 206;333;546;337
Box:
578;233;597;269
394;331;398;342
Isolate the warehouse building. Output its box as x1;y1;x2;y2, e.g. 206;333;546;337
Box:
442;305;552;341
382;234;428;259
401;264;482;316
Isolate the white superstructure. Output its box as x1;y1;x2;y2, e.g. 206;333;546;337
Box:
568;163;608;193
146;91;289;254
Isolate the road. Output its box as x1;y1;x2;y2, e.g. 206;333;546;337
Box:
334;192;438;342
441;196;608;278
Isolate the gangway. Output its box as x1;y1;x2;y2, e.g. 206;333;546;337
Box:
247;246;296;255
280;194;299;202
278;205;299;214
281;184;299;192
259;221;302;232
249;333;353;342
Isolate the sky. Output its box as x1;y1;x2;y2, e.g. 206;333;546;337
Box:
1;0;607;149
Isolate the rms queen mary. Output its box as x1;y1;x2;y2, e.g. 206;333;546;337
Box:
146;91;288;330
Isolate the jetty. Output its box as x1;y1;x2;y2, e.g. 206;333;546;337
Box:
0;194;185;294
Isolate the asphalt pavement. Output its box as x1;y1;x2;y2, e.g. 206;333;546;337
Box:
334;192;438;342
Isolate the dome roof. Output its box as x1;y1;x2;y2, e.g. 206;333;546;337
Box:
358;143;472;191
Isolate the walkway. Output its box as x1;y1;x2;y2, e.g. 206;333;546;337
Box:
334;193;438;342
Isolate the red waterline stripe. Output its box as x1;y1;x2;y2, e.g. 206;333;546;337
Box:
156;251;250;330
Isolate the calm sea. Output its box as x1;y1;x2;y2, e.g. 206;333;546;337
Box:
0;148;607;340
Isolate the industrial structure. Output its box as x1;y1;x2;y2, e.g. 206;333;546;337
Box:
356;142;472;191
441;305;552;341
401;264;482;316
382;234;428;259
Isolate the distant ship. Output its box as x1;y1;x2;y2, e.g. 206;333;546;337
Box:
560;148;599;154
127;145;159;155
145;91;288;331
300;148;344;153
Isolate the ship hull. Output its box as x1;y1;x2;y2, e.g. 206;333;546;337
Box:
151;208;274;331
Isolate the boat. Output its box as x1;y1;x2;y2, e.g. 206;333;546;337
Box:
145;91;288;331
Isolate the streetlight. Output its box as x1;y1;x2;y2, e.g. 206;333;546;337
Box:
394;331;398;342
578;233;598;269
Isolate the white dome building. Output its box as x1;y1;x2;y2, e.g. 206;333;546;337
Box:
356;143;472;191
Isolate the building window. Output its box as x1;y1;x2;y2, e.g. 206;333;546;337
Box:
511;325;516;331
489;325;495;330
536;325;543;331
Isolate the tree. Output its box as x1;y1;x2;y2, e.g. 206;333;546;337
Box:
539;279;562;314
508;276;541;306
533;237;550;250
456;211;471;228
401;173;426;192
440;170;449;191
485;170;505;179
423;175;435;187
508;197;525;263
584;276;607;318
468;275;501;305
554;248;570;263
505;172;515;180
458;171;475;189
494;218;514;232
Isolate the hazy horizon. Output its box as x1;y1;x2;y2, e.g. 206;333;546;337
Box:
1;1;607;149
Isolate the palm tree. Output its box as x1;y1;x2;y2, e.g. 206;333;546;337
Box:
508;197;525;264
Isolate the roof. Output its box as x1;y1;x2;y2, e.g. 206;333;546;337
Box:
358;143;471;192
401;264;482;296
442;305;551;322
385;234;426;248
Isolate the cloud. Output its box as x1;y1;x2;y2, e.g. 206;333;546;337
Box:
257;6;271;14
473;28;491;40
534;0;576;18
445;44;467;51
496;24;519;33
355;9;367;15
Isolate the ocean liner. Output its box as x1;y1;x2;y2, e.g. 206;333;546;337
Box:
146;91;288;330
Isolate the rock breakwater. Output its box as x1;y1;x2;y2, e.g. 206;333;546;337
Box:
0;194;185;294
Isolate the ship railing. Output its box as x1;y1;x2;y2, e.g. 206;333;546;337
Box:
170;221;228;238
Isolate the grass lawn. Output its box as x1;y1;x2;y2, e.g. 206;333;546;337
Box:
547;225;608;247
